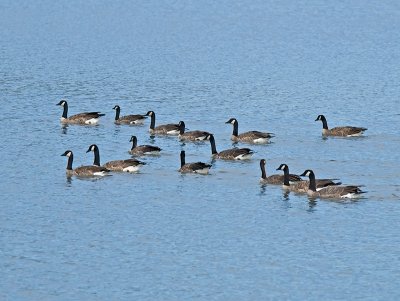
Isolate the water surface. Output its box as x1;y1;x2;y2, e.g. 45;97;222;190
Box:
1;0;400;300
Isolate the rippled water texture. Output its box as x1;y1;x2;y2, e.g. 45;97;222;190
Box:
1;0;400;300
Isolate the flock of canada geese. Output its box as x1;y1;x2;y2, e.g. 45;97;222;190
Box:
58;99;368;199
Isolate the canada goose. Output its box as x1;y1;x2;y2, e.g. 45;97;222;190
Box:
179;150;212;174
145;111;180;135
57;100;105;124
61;150;110;177
315;115;367;137
225;118;274;143
113;105;147;125
86;144;145;173
129;136;162;156
260;160;301;184
300;169;364;198
208;134;253;160
178;121;211;141
276;164;341;192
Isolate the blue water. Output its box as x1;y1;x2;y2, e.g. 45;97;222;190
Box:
1;0;400;300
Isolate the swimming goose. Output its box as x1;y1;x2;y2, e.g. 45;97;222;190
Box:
87;144;145;173
300;169;364;198
129;136;162;156
179;150;212;174
178;121;211;141
57;100;105;124
208;134;253;160
225;118;274;143
260;160;301;184
315;115;367;137
113;105;147;125
145;111;180;135
276;164;341;192
61;150;110;177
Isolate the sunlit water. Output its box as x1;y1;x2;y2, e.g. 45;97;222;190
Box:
1;0;400;300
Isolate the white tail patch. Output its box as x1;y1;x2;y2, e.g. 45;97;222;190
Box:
93;171;108;176
167;130;180;135
123;165;141;173
347;132;363;137
85;118;99;125
195;136;208;141
194;167;211;175
235;153;253;160
340;192;359;198
253;138;269;144
144;150;161;155
130;119;145;125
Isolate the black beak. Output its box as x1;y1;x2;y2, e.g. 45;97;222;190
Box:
299;171;307;177
314;118;319;121
61;153;66;156
86;149;91;153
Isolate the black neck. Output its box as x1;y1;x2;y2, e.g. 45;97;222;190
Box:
131;137;137;150
62;103;68;118
179;122;185;135
180;151;185;167
260;161;266;179
283;166;290;186
93;148;100;166
232;121;239;136
308;171;317;191
321;116;328;130
150;113;155;130
114;107;120;120
209;135;218;155
66;154;73;170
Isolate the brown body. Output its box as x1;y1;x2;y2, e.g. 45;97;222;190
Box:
226;118;274;144
129;136;161;156
57;100;105;125
146;111;180;135
316;115;367;137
